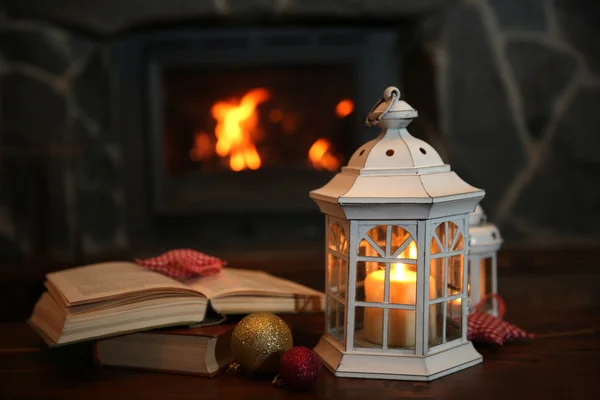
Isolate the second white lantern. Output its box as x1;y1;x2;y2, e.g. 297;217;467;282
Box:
468;206;503;316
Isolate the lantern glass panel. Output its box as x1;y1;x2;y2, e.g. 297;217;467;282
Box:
428;302;444;347
395;240;417;260
388;262;417;306
359;239;377;257
432;223;445;254
339;259;348;299
355;306;418;350
427;219;468;352
359;226;386;257
327;297;344;341
385;309;416;349
325;217;348;345
431;232;443;254
327;297;337;336
364;263;417;307
452;232;464;251
355;261;384;302
336;300;345;341
448;222;461;249
354;306;382;349
448;298;462;322
328;222;348;255
479;257;494;312
327;253;340;295
391;225;413;256
432;221;462;253
447;255;464;297
328;226;336;251
445;300;462;342
429;258;445;299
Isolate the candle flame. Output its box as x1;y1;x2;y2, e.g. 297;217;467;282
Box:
391;242;418;281
408;241;417;259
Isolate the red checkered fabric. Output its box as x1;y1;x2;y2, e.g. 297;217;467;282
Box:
468;294;535;345
135;249;225;280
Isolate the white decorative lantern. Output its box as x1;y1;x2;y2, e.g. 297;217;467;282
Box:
468;206;503;316
309;87;485;381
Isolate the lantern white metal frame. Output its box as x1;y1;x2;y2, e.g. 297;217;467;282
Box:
468;206;503;316
310;87;485;381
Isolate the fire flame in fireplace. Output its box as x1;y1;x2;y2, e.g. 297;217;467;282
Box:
335;99;354;118
195;88;270;172
308;138;342;172
190;88;345;172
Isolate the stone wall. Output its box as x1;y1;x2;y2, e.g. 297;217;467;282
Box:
435;0;600;246
0;0;598;262
0;8;127;262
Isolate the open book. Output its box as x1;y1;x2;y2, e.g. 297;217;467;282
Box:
29;262;324;346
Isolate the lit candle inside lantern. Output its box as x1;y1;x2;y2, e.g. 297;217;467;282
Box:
364;243;436;347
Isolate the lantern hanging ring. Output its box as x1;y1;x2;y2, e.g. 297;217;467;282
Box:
365;86;400;127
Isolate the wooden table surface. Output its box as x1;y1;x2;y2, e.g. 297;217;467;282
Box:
1;309;599;400
1;249;600;399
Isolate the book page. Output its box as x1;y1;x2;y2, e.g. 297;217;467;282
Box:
185;268;323;299
47;262;194;306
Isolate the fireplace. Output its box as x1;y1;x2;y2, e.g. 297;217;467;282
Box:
140;28;397;214
156;64;352;213
117;27;398;248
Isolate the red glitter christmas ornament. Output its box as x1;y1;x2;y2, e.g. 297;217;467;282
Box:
276;346;321;390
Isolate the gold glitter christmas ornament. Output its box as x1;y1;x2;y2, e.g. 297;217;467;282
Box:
231;312;293;374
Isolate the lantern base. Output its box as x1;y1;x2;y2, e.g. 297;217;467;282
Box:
314;335;482;381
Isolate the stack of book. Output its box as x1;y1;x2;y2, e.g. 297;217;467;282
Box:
29;262;324;376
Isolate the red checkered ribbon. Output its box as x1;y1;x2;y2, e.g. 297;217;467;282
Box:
468;294;535;345
135;249;225;280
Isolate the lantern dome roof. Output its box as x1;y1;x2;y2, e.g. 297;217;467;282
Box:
470;224;503;253
468;206;503;252
310;86;485;220
469;205;487;226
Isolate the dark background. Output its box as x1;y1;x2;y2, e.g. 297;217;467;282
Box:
1;0;599;266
